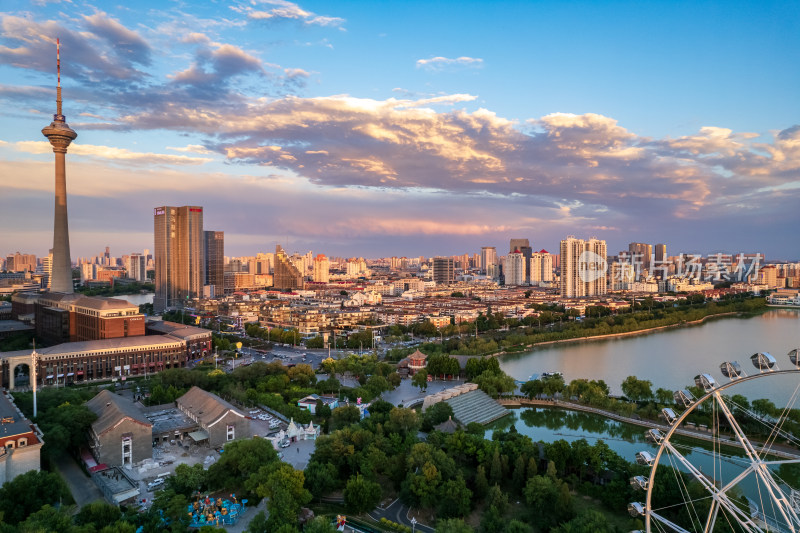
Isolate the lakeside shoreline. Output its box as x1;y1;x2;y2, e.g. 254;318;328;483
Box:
492;310;750;359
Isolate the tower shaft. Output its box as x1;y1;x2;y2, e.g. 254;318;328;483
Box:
42;38;77;293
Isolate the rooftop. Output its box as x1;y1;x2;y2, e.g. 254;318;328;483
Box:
0;392;37;438
73;296;138;311
86;390;151;436
176;386;244;428
143;404;196;435
0;335;184;360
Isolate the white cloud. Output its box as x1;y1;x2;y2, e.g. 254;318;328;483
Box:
234;0;345;27
416;56;484;71
14;141;213;165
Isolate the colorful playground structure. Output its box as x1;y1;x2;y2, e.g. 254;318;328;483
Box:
187;493;248;527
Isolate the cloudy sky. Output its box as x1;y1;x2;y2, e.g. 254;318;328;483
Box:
1;0;798;260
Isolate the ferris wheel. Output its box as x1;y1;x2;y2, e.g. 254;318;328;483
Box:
628;348;800;533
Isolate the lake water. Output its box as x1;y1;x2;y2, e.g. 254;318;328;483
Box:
123;293;154;305
499;309;800;397
486;407;793;511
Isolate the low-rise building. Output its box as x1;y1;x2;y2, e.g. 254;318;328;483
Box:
0;391;43;485
176;387;250;447
86;390;153;467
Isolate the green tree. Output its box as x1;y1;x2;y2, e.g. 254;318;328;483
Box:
0;470;70;525
166;462;208;496
207;437;279;490
74;501;122;527
412;370;429;391
436;518;474;533
621;376;653;402
343;474;381;513
437;476;472;518
247;463;311;530
330;405;362;430
551;509;615;533
473;464;489;501
18;504;73;533
422;401;454;432
505;520;533;533
304;461;339;499
303;516;337;533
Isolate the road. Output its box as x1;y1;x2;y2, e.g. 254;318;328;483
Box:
53;452;104;508
369;499;434;533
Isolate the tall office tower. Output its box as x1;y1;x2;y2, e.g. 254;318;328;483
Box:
560;236;607;298
153;206;205;312
313;254;330;283
628;242;653;277
42;40;77;293
654;244;667;264
505;249;526;286
530;250;553;286
509;239;533;283
126;253;147;282
481;246;497;276
432;257;455;285
274;245;303;290
204;231;224;296
103;246;111;266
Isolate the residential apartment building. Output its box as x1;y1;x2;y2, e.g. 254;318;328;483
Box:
560;236;607;298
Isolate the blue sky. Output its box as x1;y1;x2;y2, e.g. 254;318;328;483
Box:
1;0;798;260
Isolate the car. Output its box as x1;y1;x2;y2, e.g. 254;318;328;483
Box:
280;441;291;448
146;478;166;491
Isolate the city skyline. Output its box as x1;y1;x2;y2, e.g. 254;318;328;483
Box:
1;1;799;259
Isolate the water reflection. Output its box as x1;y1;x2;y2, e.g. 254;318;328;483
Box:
499;309;800;400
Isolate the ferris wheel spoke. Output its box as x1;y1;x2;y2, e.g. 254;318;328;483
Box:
713;391;800;529
712;391;763;462
641;365;800;533
661;441;761;530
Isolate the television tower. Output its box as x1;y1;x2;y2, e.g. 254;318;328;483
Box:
41;38;77;293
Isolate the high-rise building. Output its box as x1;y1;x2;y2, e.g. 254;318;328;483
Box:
126;253;146;282
530;250;553;286
505;249;525;286
273;245;303;290
481;246;497;276
313;254;330;283
154;206;205;312
509;239;532;283
5;253;37;273
204;231;224;297
41;250;53;289
560;236;607;298
628;242;653;277
432;257;455;285
42;40;76;293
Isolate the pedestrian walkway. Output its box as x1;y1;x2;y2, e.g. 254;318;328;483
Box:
500;398;800;460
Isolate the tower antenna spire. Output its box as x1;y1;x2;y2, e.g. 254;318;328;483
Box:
56;38;63;119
